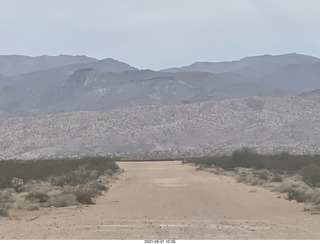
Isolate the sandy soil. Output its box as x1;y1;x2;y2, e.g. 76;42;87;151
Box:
1;160;320;239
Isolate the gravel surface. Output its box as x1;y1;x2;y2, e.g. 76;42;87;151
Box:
1;161;319;240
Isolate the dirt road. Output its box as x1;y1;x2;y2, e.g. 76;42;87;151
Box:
1;161;320;239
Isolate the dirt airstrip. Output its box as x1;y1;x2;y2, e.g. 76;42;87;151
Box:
1;161;320;239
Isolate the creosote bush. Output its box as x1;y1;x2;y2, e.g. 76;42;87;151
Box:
272;174;283;182
0;156;119;211
0;156;119;189
188;148;320;205
231;147;257;169
74;191;94;205
26;192;50;203
301;164;320;188
188;147;320;180
0;190;12;217
46;193;77;208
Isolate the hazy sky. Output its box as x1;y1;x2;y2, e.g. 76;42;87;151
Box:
0;0;319;70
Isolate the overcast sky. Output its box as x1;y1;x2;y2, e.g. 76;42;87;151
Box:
0;0;319;70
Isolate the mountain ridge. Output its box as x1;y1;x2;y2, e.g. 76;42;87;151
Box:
0;54;98;76
161;53;320;92
161;53;320;75
0;68;292;118
0;57;138;89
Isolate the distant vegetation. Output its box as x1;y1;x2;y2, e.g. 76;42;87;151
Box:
188;147;320;175
186;148;320;207
0;156;120;216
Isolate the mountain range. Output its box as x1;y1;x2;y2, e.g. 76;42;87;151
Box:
0;68;291;118
163;53;320;91
0;56;137;89
2;53;320;118
0;54;97;77
1;53;320;158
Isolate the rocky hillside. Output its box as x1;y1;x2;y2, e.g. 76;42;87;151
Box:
0;96;319;159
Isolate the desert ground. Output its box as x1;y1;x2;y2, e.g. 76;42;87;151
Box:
0;160;319;240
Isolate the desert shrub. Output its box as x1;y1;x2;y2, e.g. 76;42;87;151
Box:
11;177;25;192
189;149;320;173
44;193;77;207
301;164;320;188
0;175;6;189
96;174;112;186
48;167;99;187
189;149;320;205
105;169;113;176
13;193;40;211
0;156;119;189
234;168;273;186
287;190;305;202
278;178;312;203
74;191;94;205
272;174;283;182
81;156;120;172
258;170;269;180
24;180;53;193
231;147;258;168
0;209;8;217
26;192;50;203
310;188;320;205
46;156;118;187
0;156;119;210
0;190;12;217
83;181;108;197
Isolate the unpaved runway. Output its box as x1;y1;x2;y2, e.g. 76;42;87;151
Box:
1;161;320;239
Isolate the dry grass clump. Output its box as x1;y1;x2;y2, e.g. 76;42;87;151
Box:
219;165;320;206
47;167;100;186
189;148;320;207
74;192;94;205
0;190;12;217
13;192;40;211
0;156;119;188
15;177;113;210
45;193;78;208
277;177;320;204
234;168;275;186
272;174;283;182
26;192;50;203
0;156;119;214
